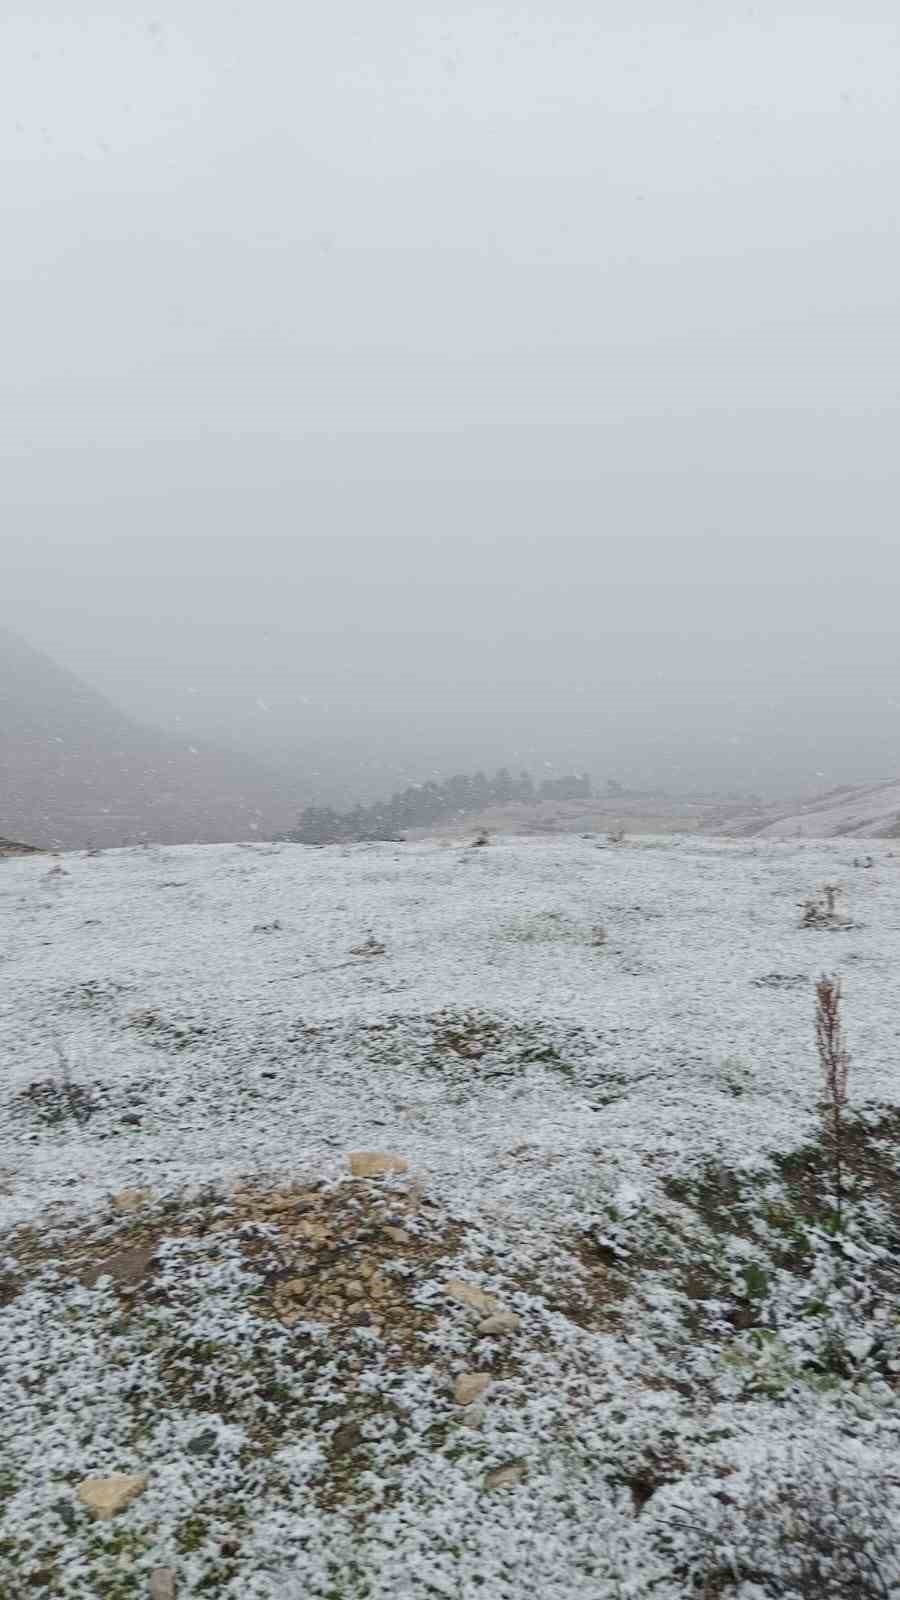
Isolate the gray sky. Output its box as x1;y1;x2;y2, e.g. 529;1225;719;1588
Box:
2;3;900;797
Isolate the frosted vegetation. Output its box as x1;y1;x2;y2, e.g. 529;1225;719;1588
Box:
2;832;900;1597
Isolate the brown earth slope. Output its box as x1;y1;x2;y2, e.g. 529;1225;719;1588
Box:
0;628;296;849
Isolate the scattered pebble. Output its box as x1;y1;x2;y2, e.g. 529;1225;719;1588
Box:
444;1278;500;1316
111;1188;154;1213
76;1473;148;1519
382;1225;411;1244
477;1311;520;1335
454;1372;492;1406
348;1152;409;1178
484;1460;527;1490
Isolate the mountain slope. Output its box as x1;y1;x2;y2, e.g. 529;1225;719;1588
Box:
723;777;900;840
0;627;294;847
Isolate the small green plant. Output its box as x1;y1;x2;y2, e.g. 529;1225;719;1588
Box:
741;1260;770;1300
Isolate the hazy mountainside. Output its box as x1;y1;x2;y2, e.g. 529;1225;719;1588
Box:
0;627;295;848
6;619;898;852
724;778;900;841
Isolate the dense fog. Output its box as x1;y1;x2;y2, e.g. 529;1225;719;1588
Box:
5;531;900;805
3;2;899;820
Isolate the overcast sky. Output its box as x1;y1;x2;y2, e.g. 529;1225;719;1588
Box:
2;3;899;795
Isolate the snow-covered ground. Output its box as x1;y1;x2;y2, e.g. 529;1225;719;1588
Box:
2;833;900;1597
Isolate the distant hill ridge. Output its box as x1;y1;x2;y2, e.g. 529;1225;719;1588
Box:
724;777;900;840
0;626;293;848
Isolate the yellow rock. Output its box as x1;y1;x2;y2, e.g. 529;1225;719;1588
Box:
111;1189;153;1214
297;1219;330;1245
348;1151;408;1178
444;1279;500;1316
382;1226;411;1245
477;1312;520;1336
76;1473;148;1519
454;1371;492;1406
484;1460;526;1490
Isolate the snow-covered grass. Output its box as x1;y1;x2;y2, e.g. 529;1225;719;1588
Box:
2;833;900;1597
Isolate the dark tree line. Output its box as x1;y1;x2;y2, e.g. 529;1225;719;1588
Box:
285;768;592;845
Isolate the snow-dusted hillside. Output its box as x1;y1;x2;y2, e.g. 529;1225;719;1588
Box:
725;777;900;840
2;834;900;1598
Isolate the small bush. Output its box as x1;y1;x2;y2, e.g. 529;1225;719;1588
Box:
17;1038;97;1127
799;885;849;930
664;1457;899;1598
19;1077;96;1128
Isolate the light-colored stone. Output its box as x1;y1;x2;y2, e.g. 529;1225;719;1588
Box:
460;1404;486;1429
477;1312;520;1336
454;1371;492;1406
284;1277;308;1300
382;1226;411;1245
111;1188;153;1214
348;1151;409;1178
149;1568;177;1600
76;1473;148;1519
484;1460;526;1490
297;1219;330;1245
444;1279;500;1316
